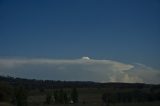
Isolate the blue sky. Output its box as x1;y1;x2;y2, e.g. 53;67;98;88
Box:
0;0;160;69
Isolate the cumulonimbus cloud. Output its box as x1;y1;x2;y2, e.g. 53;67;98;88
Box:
0;57;159;84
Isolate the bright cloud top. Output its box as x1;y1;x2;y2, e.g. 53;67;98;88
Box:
0;57;159;84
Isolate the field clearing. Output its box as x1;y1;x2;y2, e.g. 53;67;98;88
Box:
26;87;160;106
1;102;160;106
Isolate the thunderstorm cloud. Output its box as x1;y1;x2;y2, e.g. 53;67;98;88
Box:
0;57;160;84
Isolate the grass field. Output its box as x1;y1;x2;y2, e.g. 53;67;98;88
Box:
26;88;160;106
1;87;160;106
1;102;160;106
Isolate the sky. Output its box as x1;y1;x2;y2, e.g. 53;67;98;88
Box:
0;0;160;83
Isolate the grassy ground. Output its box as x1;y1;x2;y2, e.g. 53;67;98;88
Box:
1;101;160;106
1;87;160;106
0;102;13;106
27;88;160;106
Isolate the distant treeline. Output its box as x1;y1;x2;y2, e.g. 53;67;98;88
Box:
0;75;159;89
102;88;160;104
0;76;99;89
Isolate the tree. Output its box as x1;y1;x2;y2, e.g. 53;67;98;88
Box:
15;86;28;106
59;89;64;103
102;93;110;106
45;93;52;104
54;90;59;103
0;81;13;102
102;93;107;103
71;88;78;103
54;89;69;104
63;91;69;104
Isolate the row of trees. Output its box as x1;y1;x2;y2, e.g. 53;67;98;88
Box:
45;88;78;104
102;89;160;105
0;81;13;102
0;81;79;106
0;81;28;106
0;76;98;89
14;86;28;106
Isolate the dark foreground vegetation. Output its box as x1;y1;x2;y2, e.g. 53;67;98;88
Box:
0;75;160;106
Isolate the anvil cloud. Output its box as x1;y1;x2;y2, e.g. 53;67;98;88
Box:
0;57;159;84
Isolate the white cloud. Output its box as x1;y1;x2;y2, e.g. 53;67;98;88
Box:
0;57;159;84
81;56;90;60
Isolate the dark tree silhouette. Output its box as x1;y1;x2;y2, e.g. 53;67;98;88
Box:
102;93;110;106
63;91;69;104
45;93;52;104
71;88;78;103
59;89;65;103
0;81;13;102
54;90;59;103
15;86;28;106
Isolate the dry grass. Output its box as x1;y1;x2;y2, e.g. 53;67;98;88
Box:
0;102;13;106
1;87;160;106
29;102;160;106
1;101;160;106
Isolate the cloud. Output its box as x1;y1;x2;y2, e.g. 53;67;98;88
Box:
81;56;90;60
0;57;159;84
